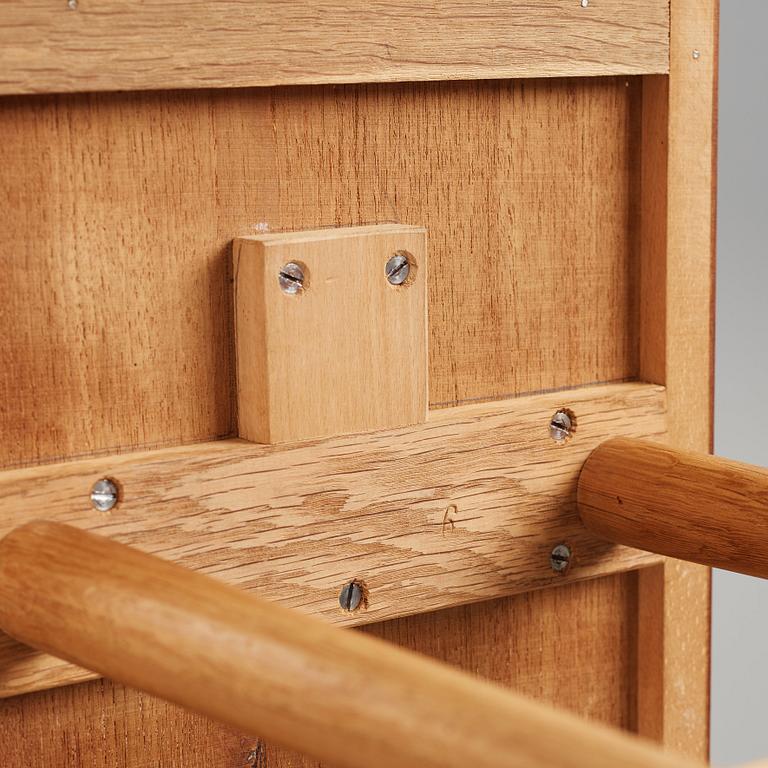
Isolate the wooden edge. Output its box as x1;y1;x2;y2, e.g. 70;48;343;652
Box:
0;381;666;698
635;0;718;759
0;1;670;96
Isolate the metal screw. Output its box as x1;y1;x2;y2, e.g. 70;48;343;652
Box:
549;410;573;443
580;0;589;7
67;0;77;9
692;49;701;60
278;262;305;295
90;478;118;512
339;581;364;612
550;544;572;573
385;252;411;286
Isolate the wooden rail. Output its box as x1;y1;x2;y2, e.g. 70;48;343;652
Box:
0;521;696;768
0;1;669;96
0;382;666;699
578;438;768;578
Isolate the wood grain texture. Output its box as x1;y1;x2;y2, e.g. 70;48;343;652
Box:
0;77;643;468
0;382;666;698
0;574;648;768
0;1;670;96
0;580;698;763
0;679;251;768
0;522;699;768
634;0;719;758
234;225;427;443
579;438;768;577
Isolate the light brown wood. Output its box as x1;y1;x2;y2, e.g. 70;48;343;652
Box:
0;521;699;768
578;438;768;577
0;3;716;761
0;382;666;698
0;1;670;96
234;225;427;443
0;77;643;469
0;573;649;767
634;0;718;757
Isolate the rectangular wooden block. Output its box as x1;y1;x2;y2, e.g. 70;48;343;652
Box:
0;1;670;96
234;225;427;444
0;381;666;698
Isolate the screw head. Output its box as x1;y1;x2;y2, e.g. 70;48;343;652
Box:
67;0;77;8
385;252;411;285
339;581;364;612
90;478;118;512
549;410;573;443
692;49;701;60
580;0;589;7
278;262;305;295
550;544;572;573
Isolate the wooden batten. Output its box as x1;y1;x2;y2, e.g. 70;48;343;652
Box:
0;382;667;698
0;1;669;96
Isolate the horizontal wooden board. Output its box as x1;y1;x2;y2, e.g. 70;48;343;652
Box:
0;1;669;96
0;382;666;698
0;77;644;468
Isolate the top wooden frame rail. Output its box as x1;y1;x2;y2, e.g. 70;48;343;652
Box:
0;0;670;96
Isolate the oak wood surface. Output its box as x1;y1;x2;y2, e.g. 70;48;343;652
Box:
0;77;643;469
578;438;768;577
633;0;718;757
0;521;698;768
0;3;717;760
234;225;427;443
0;1;670;96
0;572;645;768
0;382;665;698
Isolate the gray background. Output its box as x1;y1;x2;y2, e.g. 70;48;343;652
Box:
712;0;768;763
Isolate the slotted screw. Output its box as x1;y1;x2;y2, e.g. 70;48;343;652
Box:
550;544;572;573
549;410;573;443
90;478;118;512
385;252;411;285
339;581;364;612
278;262;305;295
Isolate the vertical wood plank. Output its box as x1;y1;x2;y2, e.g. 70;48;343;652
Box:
636;0;718;758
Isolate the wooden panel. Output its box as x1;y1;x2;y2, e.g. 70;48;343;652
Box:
0;77;642;468
0;382;665;698
0;1;669;96
635;0;718;759
0;573;640;768
234;225;428;443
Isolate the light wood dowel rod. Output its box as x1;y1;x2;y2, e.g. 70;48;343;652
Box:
578;438;768;578
0;521;696;768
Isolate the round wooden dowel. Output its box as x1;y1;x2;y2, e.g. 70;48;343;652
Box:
0;521;695;768
578;437;768;578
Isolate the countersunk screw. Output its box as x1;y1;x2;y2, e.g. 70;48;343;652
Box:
339;581;364;612
692;49;701;60
550;544;572;573
67;0;77;8
90;478;118;512
278;262;305;295
580;0;589;7
385;252;411;285
549;410;573;443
